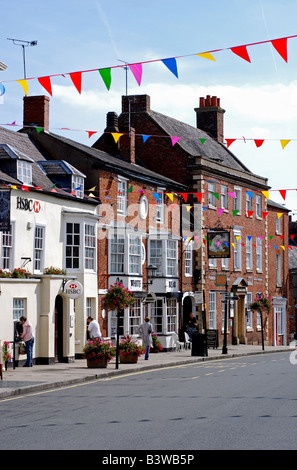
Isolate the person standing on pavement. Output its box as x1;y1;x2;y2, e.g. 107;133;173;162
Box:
138;317;153;360
87;316;102;340
19;316;34;367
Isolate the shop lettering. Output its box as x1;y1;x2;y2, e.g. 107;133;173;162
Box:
16;197;41;212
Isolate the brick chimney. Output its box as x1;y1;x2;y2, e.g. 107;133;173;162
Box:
119;127;136;164
23;95;50;132
122;94;150;114
194;95;225;143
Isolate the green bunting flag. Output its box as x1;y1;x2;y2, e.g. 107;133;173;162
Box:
99;68;112;90
233;210;239;217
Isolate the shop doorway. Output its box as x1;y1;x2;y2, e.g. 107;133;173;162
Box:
55;295;64;362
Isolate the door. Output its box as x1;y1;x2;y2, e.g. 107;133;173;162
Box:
55;295;63;362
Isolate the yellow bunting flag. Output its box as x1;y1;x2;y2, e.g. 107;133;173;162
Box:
281;246;285;250
196;52;216;61
187;237;192;243
166;193;174;202
111;133;123;143
235;236;240;241
10;185;18;190
88;186;96;192
231;243;235;248
186;206;192;212
88;193;95;198
262;190;269;200
280;139;290;150
277;213;283;219
16;79;28;96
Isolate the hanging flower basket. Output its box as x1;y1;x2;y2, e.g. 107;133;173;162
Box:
249;296;271;315
119;335;145;363
101;282;136;312
150;334;163;353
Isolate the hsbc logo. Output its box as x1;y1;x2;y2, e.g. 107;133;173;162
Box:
16;197;42;213
68;283;77;289
64;279;83;299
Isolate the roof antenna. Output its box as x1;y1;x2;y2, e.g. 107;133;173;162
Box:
7;38;37;79
118;59;129;96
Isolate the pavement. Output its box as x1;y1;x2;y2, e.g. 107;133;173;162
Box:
0;343;296;399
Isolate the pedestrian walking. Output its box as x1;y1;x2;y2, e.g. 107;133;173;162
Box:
138;317;153;360
19;316;34;367
87;316;102;340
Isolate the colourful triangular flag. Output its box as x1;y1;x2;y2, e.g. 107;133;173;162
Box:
152;193;160;202
127;185;133;193
181;193;188;202
69;72;82;93
247;236;252;241
199;138;207;145
166;193;174;202
262;211;268;219
196;52;216;61
161;58;178;78
279;190;286;200
228;192;236;198
218;208;224;216
277;213;283;219
246;191;254;199
186;206;192;212
16;79;28;96
280;139;290;149
36;127;44;134
195;193;202;203
142;135;150;143
226;139;236;148
213;192;219;200
231;45;251;63
262;190;269;200
247;211;254;218
271;37;288;62
170;136;181;146
129;63;142;86
38;76;52;96
88;186;96;192
87;131;97;138
254;139;264;148
233;210;239;217
111;133;123;143
99;68;112;90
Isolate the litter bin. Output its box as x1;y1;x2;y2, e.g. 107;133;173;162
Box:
192;333;208;357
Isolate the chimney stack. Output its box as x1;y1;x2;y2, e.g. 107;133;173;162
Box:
194;95;225;143
23;95;50;132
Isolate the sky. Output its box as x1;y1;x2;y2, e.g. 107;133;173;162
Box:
1;0;297;218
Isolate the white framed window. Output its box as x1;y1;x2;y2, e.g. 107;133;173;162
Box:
34;225;45;272
17;160;32;186
209;257;217;269
149;298;163;334
72;175;84;199
117;179;127;215
221;184;228;210
184;242;193;276
129;298;142;335
167;298;177;333
2;227;13;270
110;233;125;274
156;190;165;223
246;236;253;271
149;239;163;275
256;237;262;271
234;231;242;270
276;216;282;235
86;297;93;318
246;193;252;214
245;292;253;329
65;222;80;269
13;298;26;321
233;187;241;213
276;254;281;286
256;195;262;218
166;240;177;276
208;183;217;207
209;291;217;329
221;257;229;269
84;224;96;270
128;235;141;275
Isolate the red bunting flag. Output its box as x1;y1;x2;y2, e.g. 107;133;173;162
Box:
279;190;286;200
247;211;254;218
271;38;288;62
225;139;236;148
69;72;82;94
254;139;264;148
290;235;296;240
195;193;202;203
38;76;52;96
181;193;188;203
262;212;268;219
231;45;251;63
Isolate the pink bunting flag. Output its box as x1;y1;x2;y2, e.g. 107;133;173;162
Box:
254;139;264;148
129;63;142;86
225;139;236;148
218;208;224;216
170;136;181;146
194;236;199;244
231;45;251;63
228;192;236;198
271;37;288;62
279;190;286;200
69;72;82;93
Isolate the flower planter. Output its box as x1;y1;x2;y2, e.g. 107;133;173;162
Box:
120;353;138;364
87;357;108;368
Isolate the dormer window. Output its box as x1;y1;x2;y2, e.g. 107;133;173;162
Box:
71;175;84;199
17;160;32;186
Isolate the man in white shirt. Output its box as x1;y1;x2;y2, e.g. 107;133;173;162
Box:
87;316;102;340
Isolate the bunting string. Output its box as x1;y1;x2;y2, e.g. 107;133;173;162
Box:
0;33;296;96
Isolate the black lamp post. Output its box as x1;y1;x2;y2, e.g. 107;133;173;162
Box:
145;264;157;285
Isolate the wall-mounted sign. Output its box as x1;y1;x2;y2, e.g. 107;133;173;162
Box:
207;230;230;258
16;196;41;213
64;280;83;299
0;190;10;231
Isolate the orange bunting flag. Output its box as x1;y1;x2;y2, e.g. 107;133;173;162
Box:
38;76;52;96
254;139;264;148
231;45;251;63
271;37;288;62
69;72;82;93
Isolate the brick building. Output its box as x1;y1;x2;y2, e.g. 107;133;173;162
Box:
93;94;291;347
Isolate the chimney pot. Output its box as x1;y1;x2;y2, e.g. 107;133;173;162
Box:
195;95;225;143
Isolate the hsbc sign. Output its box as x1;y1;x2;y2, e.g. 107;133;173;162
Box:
64;280;83;299
16;196;41;213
